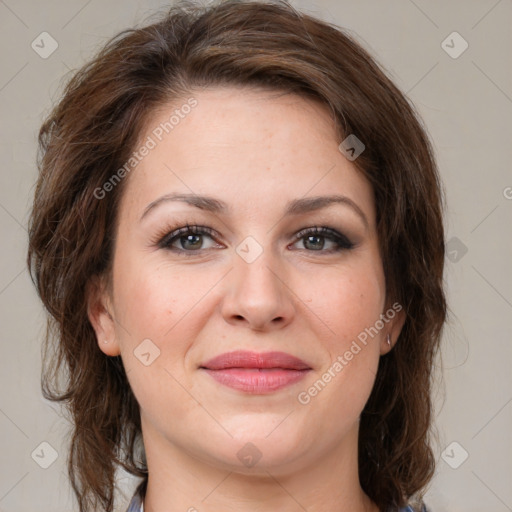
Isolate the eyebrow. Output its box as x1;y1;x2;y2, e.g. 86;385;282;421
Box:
140;192;369;229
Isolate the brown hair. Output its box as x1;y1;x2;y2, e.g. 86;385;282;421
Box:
27;1;447;511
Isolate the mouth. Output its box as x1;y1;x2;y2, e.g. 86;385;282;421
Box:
199;350;312;394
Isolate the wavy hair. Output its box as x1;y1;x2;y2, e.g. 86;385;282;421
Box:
27;1;447;511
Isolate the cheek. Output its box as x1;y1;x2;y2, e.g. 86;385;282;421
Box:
305;262;385;345
305;262;384;395
112;259;202;408
113;254;204;342
294;265;385;441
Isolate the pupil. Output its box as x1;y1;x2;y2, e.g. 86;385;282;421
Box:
178;234;327;251
182;234;202;250
305;235;324;250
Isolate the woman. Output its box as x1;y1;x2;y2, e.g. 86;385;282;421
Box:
27;1;447;511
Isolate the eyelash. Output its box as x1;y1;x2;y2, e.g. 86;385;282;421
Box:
154;223;355;256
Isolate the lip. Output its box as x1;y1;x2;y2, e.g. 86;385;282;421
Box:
200;350;311;394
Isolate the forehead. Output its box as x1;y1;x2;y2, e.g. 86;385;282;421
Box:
118;86;375;225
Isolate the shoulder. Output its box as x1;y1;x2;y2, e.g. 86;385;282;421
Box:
398;504;429;512
125;489;143;512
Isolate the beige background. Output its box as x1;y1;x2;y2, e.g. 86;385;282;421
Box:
1;0;511;511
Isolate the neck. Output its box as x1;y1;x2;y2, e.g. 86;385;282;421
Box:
140;418;379;512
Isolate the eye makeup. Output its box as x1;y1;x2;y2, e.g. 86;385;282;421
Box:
149;221;356;257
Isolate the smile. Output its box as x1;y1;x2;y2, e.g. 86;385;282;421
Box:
200;350;312;393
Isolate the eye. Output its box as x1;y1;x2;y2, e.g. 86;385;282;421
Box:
291;226;354;253
155;224;354;256
157;224;222;254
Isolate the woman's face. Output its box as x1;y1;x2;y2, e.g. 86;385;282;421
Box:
90;86;404;476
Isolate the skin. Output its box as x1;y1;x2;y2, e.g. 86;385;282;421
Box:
88;86;405;512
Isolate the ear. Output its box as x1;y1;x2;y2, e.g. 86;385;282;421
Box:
86;274;121;356
380;301;406;355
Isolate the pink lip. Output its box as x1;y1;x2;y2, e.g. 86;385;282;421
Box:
200;350;311;393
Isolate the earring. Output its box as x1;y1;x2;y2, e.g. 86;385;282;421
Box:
386;334;391;347
103;339;109;344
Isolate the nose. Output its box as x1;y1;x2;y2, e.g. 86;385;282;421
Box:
220;246;296;332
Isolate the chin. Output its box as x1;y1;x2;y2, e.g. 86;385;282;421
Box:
202;418;309;472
